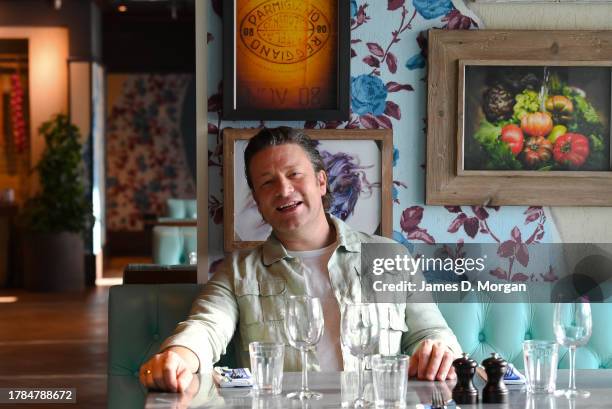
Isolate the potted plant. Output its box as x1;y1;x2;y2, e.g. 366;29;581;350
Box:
20;114;92;291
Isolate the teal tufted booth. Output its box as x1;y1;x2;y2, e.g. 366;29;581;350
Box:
108;284;612;384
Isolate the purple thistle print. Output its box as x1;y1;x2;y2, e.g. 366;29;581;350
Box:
321;150;376;221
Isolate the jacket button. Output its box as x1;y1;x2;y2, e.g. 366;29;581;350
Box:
478;332;486;342
153;334;160;340
524;332;532;340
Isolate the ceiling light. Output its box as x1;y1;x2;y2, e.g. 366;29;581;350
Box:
53;0;62;10
118;4;128;12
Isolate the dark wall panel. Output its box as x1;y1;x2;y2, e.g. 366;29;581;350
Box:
0;0;98;60
103;17;195;73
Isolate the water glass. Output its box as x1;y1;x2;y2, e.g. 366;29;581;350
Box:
523;340;558;394
284;295;324;400
249;342;285;396
372;355;409;409
341;303;379;408
553;301;592;398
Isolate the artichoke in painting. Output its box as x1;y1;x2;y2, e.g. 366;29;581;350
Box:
483;84;514;122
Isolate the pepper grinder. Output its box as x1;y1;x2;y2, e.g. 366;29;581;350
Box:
451;353;478;405
481;352;509;404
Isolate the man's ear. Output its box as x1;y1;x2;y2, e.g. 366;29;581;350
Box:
317;170;328;195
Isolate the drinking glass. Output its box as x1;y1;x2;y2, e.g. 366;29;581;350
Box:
284;295;324;400
553;301;592;398
248;342;285;395
341;303;380;408
523;340;558;394
372;354;409;408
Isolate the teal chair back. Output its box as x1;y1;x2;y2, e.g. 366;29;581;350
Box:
439;293;612;369
152;226;197;265
107;284;236;409
108;284;236;377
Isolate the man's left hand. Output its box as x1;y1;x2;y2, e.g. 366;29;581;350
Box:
408;339;457;381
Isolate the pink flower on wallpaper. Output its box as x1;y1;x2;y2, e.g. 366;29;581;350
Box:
400;206;435;244
106;74;195;231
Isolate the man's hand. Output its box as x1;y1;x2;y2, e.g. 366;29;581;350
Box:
139;346;198;392
408;339;457;381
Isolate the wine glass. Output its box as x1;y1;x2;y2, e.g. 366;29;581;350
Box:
341;303;380;408
553;300;592;398
284;295;324;400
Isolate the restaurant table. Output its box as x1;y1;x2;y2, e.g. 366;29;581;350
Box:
108;370;612;408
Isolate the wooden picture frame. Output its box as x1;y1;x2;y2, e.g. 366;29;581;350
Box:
222;0;350;121
223;128;393;251
427;30;612;206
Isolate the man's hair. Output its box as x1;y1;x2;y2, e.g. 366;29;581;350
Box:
244;126;333;211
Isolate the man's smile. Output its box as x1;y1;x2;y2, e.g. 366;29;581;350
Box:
276;201;303;212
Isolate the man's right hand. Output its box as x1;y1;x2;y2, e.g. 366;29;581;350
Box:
139;346;198;392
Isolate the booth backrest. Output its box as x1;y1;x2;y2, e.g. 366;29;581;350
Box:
108;284;612;378
439;301;612;369
166;198;197;219
151;226;196;265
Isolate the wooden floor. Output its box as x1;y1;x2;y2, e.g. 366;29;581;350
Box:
0;256;150;408
0;287;108;408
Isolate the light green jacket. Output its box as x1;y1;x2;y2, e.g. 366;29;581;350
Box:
161;215;461;372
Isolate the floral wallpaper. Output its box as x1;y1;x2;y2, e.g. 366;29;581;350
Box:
206;0;562;283
106;74;195;231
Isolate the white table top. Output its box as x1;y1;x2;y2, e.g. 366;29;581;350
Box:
120;370;612;409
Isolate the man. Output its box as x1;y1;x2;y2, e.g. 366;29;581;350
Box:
140;127;461;392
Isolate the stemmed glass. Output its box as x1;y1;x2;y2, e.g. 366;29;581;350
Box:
341;303;380;408
284;295;324;400
553;300;592;398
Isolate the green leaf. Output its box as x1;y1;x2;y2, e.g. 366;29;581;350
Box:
19;114;92;233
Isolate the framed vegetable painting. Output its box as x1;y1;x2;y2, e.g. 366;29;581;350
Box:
427;30;612;206
222;0;350;121
223;128;392;251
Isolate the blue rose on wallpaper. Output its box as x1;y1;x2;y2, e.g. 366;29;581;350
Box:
351;74;388;116
350;0;357;17
413;0;453;20
406;53;426;70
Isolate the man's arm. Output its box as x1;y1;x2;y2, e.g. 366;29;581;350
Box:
402;302;461;381
140;263;239;391
397;246;462;380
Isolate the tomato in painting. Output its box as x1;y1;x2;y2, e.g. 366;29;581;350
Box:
553;133;590;168
500;124;524;156
521;112;553;137
522;136;553;168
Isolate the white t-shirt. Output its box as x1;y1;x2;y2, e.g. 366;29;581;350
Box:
287;243;343;372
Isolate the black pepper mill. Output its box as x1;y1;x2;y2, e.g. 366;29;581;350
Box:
481;353;509;404
451;353;479;405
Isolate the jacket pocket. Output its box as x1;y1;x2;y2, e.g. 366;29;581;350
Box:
235;279;287;325
258;279;287;322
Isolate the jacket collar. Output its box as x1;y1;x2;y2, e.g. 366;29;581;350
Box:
261;214;361;266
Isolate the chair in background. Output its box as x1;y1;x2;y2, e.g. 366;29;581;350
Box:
152;198;197;265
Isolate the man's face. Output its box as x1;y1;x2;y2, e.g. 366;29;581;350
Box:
249;143;327;236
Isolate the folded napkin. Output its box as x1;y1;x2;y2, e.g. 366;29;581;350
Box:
476;363;526;385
